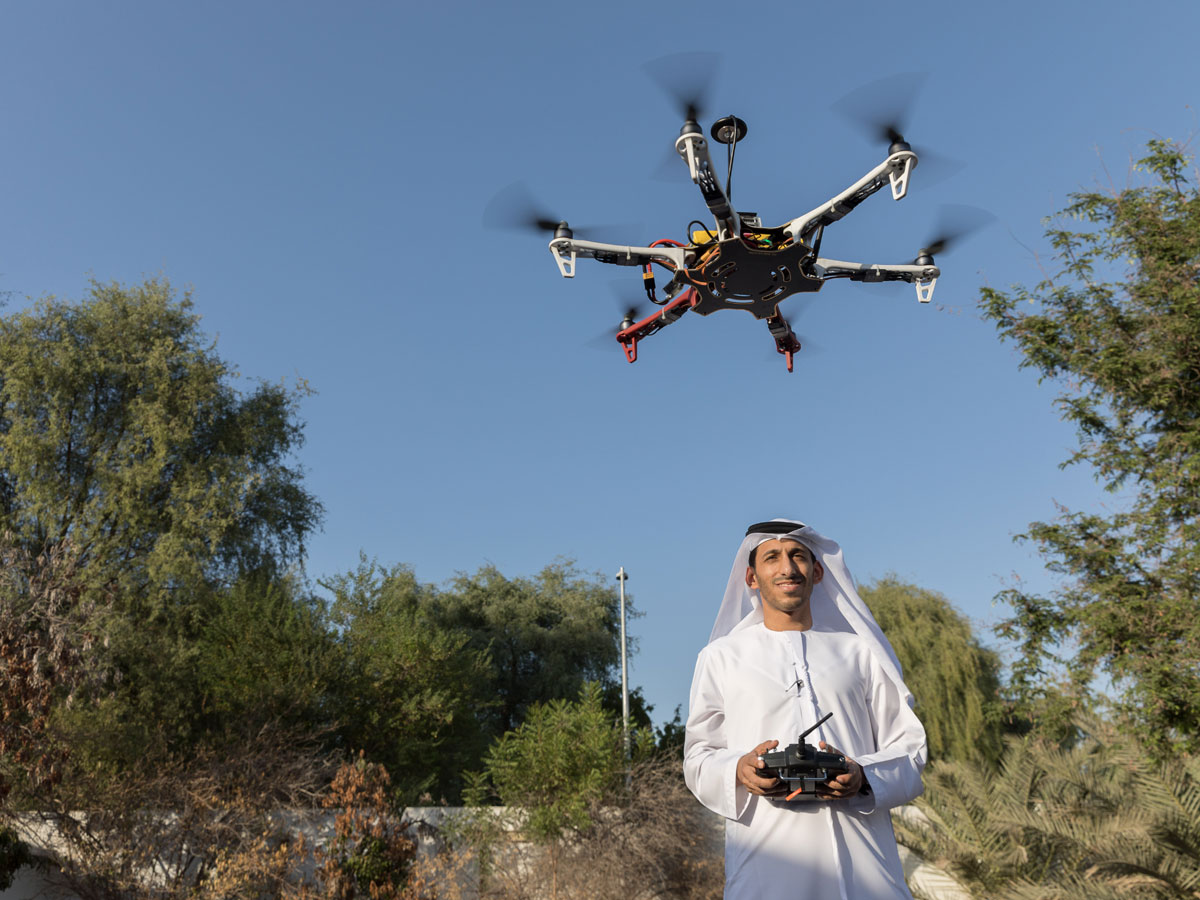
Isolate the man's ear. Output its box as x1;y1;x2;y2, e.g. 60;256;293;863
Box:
745;566;759;590
812;558;825;585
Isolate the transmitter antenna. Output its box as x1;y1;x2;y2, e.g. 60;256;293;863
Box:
798;712;833;743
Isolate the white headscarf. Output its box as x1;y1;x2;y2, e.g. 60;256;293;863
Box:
710;518;913;705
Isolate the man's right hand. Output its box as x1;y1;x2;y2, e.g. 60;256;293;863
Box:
737;740;787;796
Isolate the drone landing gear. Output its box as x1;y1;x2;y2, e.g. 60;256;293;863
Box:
915;275;937;303
684;238;821;319
767;314;802;373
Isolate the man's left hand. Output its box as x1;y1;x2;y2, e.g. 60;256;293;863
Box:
814;741;865;800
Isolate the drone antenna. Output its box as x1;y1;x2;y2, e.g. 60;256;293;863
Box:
812;224;825;258
710;115;747;206
798;712;833;743
726;133;736;203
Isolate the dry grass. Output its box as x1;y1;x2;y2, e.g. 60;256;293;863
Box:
452;757;724;900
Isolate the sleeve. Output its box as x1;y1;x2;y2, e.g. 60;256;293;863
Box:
851;655;927;814
682;647;752;821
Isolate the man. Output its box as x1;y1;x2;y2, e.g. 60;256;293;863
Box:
684;519;926;899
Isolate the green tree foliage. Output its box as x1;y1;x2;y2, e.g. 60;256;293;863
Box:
192;571;342;739
322;559;648;802
862;577;1006;766
471;682;625;842
325;559;495;803
433;561;646;737
455;686;719;900
55;571;344;776
0;278;322;606
980;140;1200;752
0;278;324;767
895;722;1200;899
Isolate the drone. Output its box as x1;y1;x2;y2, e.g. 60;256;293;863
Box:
515;77;958;372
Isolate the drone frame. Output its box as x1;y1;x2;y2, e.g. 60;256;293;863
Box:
547;116;941;371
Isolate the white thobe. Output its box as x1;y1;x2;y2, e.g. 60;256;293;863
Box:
684;621;926;899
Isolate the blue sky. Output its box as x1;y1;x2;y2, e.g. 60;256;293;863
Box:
2;0;1196;726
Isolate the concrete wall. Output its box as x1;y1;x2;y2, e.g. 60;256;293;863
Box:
1;806;969;900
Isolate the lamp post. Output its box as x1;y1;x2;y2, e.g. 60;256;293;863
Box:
615;566;630;787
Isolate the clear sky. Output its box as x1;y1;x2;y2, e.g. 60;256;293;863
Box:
1;0;1195;727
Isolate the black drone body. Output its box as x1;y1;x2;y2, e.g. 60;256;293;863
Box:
513;77;959;372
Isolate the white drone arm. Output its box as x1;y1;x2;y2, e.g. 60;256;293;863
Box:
547;237;688;278
814;256;940;303
783;150;917;243
675;131;740;237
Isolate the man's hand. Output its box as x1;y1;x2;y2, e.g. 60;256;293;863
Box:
814;740;865;800
736;740;788;796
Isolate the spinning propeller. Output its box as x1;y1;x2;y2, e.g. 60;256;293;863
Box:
584;281;647;352
832;72;963;184
483;182;632;242
913;204;995;265
832;71;927;153
644;51;720;127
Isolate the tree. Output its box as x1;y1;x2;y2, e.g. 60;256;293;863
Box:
980;139;1200;753
325;559;495;803
432;561;647;738
457;685;719;900
861;577;1006;766
464;682;626;900
473;682;624;841
0;278;322;608
192;571;343;740
894;720;1200;899
323;559;651;802
0;278;325;768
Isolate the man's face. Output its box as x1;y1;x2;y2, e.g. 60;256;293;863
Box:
745;538;824;617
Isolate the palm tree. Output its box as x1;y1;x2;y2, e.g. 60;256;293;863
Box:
894;719;1200;898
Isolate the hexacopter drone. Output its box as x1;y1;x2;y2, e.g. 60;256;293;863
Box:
528;84;953;372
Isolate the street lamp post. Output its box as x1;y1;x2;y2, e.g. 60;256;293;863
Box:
615;567;630;788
